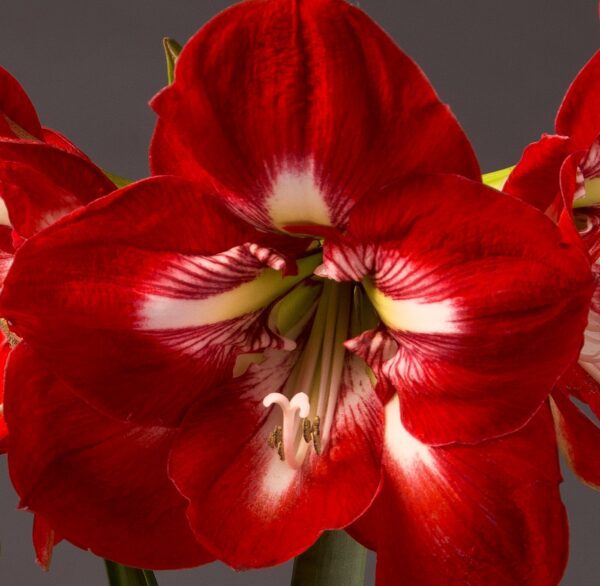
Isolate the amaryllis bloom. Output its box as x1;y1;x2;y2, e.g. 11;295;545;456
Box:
0;1;593;583
0;65;117;453
0;66;212;570
505;50;600;489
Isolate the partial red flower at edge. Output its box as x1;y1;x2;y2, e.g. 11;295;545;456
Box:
0;65;115;451
0;1;593;583
0;66;212;569
505;50;600;490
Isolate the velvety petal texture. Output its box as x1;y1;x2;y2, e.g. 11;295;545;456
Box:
169;349;383;568
5;344;211;569
319;174;593;445
350;399;568;586
151;0;479;229
0;176;313;425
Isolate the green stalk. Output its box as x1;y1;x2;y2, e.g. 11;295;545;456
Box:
291;531;368;586
104;560;159;586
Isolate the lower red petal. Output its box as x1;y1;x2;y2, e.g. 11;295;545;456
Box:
169;350;383;569
350;399;568;586
5;344;211;569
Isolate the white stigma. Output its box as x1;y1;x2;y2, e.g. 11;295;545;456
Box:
263;392;310;469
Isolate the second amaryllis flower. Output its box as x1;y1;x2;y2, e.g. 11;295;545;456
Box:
0;0;593;584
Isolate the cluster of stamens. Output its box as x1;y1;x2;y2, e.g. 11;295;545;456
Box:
266;416;322;462
262;280;354;470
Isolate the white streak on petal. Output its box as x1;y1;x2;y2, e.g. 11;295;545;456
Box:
260;454;297;502
139;253;320;330
385;395;437;471
267;160;331;229
365;280;459;334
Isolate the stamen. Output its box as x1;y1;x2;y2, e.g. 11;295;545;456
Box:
262;282;353;470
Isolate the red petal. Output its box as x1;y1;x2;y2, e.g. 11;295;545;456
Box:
556;51;600;149
0;161;85;238
503;134;573;214
350;399;568;586
5;344;211;569
556;362;600;419
0;67;42;139
169;351;383;569
0;337;10;451
32;515;61;571
321;174;593;444
551;390;600;490
151;0;479;229
0;176;302;426
40;128;93;161
0;141;114;206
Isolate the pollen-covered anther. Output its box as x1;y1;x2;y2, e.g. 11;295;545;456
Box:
301;416;322;455
303;418;313;443
312;416;322;455
0;318;21;348
268;425;283;449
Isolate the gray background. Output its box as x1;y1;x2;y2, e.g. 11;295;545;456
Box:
0;1;598;584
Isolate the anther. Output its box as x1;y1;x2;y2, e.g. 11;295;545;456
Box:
0;318;20;349
303;419;313;443
268;425;283;449
312;416;322;455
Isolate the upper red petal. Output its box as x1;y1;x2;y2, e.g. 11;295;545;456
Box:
321;174;593;445
5;344;211;569
350;400;568;586
0;67;42;140
151;0;479;229
556;51;600;149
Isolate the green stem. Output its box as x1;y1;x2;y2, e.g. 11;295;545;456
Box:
104;560;159;586
291;531;368;586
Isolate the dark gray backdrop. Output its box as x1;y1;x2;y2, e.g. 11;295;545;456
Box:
0;1;598;584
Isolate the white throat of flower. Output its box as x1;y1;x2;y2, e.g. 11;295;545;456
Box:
263;280;352;470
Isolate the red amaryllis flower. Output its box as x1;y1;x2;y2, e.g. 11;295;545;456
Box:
0;1;593;583
505;50;600;489
0;66;211;570
0;65;116;454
